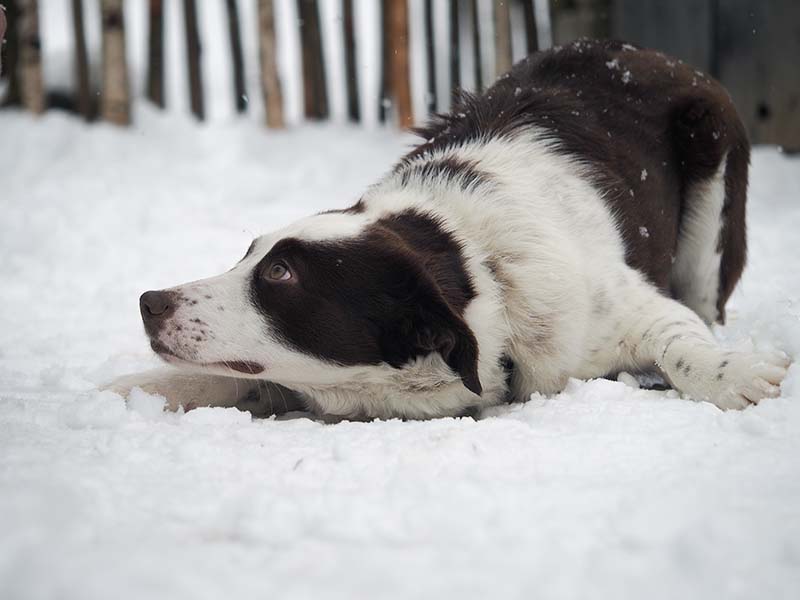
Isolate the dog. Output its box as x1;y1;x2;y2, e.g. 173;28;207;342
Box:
107;40;790;419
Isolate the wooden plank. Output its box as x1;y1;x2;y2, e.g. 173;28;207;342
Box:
388;0;413;128
469;0;482;90
380;0;413;127
343;0;360;122
449;0;460;108
183;0;204;120
378;0;389;122
71;0;92;119
550;0;610;45
715;0;800;150
1;1;21;105
494;0;513;77
258;0;284;127
146;0;165;108
226;0;247;113
522;0;538;54
100;0;130;125
18;0;45;114
611;0;713;72
0;2;7;76
297;0;328;120
424;0;437;115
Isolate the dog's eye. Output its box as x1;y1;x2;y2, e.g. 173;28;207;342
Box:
267;261;292;281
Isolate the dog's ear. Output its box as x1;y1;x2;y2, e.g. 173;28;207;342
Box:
415;311;483;396
380;276;482;396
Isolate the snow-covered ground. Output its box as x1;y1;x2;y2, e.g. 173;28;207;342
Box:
1;108;799;600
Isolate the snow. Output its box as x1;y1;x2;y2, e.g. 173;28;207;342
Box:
616;371;641;389
1;108;800;600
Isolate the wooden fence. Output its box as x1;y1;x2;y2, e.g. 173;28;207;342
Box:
548;0;800;150
1;1;797;149
0;0;544;129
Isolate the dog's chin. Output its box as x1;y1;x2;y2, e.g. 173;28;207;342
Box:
149;339;178;359
149;339;265;376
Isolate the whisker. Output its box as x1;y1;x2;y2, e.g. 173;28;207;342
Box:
277;384;289;415
219;359;240;405
266;383;274;416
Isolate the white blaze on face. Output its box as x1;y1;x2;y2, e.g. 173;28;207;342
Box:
151;265;268;371
147;210;372;381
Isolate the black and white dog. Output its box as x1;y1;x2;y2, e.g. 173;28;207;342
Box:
109;40;789;418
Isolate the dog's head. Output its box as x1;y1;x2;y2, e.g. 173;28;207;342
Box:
139;209;482;396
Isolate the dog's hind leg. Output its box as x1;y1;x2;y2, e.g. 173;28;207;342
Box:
102;369;304;416
669;156;728;324
715;143;749;323
669;97;750;324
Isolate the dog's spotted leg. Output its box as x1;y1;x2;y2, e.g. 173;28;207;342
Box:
102;369;304;416
619;287;790;409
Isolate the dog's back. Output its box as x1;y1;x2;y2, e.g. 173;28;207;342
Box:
412;39;749;325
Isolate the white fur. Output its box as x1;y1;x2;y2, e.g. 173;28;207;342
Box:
107;131;789;417
670;155;728;323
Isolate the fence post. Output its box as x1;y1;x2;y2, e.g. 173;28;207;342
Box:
387;0;413;128
449;0;460;108
146;0;165;108
71;0;91;119
423;0;437;115
611;0;713;72
258;0;284;127
549;0;609;45
225;0;247;113
379;0;389;122
1;2;20;105
380;0;414;127
469;0;482;90
342;0;359;122
522;0;538;53
0;3;6;76
183;0;204;120
18;0;45;114
100;0;130;125
494;0;512;78
715;0;800;150
297;0;328;120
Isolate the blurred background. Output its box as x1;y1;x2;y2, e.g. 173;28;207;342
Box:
1;0;798;150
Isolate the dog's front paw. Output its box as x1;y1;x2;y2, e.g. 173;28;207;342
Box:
100;378;145;399
688;350;790;410
100;369;264;412
100;371;191;412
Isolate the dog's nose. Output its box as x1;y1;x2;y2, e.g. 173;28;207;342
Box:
140;291;176;332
